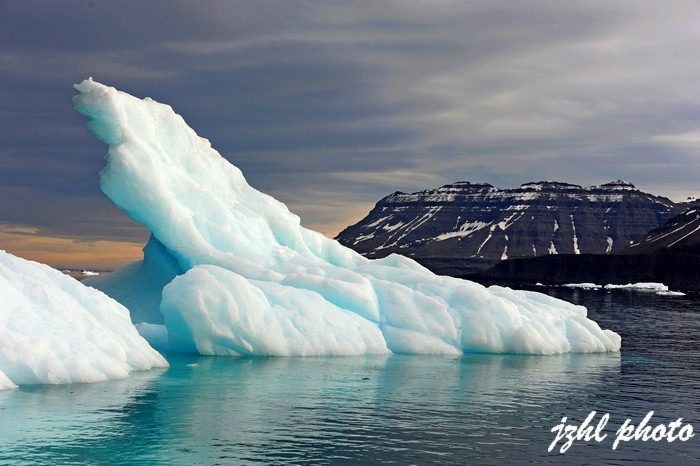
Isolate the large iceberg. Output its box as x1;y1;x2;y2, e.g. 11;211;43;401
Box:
0;250;168;390
75;78;621;356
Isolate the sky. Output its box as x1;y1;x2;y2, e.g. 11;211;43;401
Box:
1;0;698;269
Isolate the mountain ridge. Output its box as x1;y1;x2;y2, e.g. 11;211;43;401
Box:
336;179;686;275
472;204;700;292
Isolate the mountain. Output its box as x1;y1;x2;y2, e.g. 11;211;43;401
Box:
622;204;700;254
474;204;700;292
336;180;683;275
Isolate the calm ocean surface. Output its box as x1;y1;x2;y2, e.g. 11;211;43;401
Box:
1;288;698;464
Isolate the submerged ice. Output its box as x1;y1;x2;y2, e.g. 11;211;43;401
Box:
0;250;168;390
75;78;621;356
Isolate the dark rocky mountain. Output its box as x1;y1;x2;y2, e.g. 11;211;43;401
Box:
622;203;700;254
474;204;700;292
337;180;684;275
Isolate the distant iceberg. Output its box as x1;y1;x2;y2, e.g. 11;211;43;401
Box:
561;282;686;296
656;290;686;297
74;78;621;356
0;250;168;390
602;282;686;296
562;283;603;291
603;282;668;292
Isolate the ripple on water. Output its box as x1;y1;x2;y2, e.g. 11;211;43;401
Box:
0;290;699;464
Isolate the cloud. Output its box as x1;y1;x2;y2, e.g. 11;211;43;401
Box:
654;132;700;145
0;185;149;244
0;224;144;270
1;0;699;265
328;170;449;192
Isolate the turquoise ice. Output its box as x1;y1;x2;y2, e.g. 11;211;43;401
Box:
75;79;621;356
0;250;168;390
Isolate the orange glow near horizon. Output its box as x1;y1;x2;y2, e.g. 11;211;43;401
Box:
0;224;144;270
1;202;367;271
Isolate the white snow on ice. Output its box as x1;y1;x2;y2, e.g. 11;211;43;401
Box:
0;250;168;390
73;78;621;356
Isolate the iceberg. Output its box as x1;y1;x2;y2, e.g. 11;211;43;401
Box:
656;290;686;297
602;282;686;296
74;78;621;356
562;283;603;291
0;250;168;390
603;282;668;292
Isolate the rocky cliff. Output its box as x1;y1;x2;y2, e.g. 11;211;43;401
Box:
474;205;700;291
337;180;682;274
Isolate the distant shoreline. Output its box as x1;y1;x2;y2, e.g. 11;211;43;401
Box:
60;269;112;280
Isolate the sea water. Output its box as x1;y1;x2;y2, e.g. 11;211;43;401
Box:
1;289;698;464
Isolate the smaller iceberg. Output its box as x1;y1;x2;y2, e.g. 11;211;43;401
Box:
656;290;686;297
603;282;668;292
603;282;686;297
562;283;603;291
0;251;168;390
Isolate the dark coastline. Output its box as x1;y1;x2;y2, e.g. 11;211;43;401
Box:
465;246;700;293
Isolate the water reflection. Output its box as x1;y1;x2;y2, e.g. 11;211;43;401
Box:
1;289;698;464
0;368;165;463
0;352;625;464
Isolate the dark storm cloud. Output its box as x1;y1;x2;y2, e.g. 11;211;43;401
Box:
0;184;149;243
1;0;698;252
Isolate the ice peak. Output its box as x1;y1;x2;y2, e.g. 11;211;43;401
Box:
73;79;621;356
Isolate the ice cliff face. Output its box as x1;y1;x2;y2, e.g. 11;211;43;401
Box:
336;180;680;275
0;250;168;390
74;78;620;356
